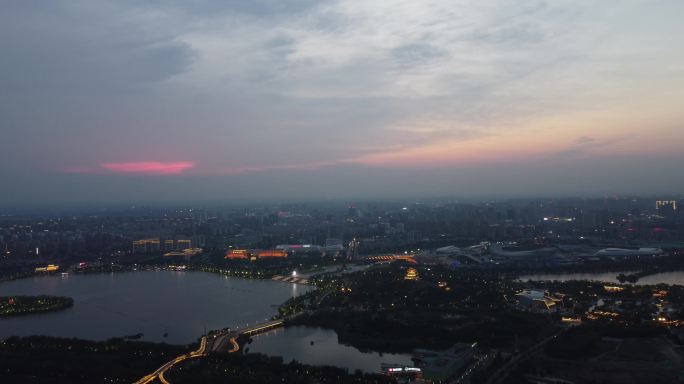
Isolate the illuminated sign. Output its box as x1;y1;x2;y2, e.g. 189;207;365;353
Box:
386;367;421;373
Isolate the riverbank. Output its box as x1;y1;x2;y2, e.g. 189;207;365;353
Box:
510;253;684;279
0;257;343;288
518;269;684;286
0;334;393;384
0;295;73;317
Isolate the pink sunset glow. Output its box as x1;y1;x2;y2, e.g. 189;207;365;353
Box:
101;162;195;175
6;1;684;202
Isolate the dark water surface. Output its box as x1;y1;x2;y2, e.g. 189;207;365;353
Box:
0;271;308;344
249;325;414;373
518;271;684;285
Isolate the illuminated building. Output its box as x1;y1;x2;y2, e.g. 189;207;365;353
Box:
35;264;60;273
257;250;288;258
163;251;185;257
561;317;582;325
656;200;677;211
275;244;322;256
514;289;562;313
133;238;160;254
404;267;419;280
225;249;251;260
182;248;202;256
381;364;421;377
368;254;417;264
133;238;193;254
346;238;359;260
656;200;677;220
163;239;174;251
165;248;202;258
176;239;192;250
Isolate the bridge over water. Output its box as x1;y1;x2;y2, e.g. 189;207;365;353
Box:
135;317;289;383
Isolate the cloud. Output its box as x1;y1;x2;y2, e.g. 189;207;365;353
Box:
0;2;196;93
552;135;632;158
1;0;684;202
391;43;449;67
100;162;195;175
575;136;596;144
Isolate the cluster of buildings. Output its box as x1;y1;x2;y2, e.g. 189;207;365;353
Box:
512;289;566;314
381;343;475;383
132;238;203;259
225;249;288;260
583;287;683;327
409;240;679;269
2;197;683;280
510;284;684;330
132;238;193;254
225;242;349;261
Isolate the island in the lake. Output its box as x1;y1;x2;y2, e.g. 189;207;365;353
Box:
0;295;73;317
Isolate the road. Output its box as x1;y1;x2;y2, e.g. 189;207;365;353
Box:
134;336;207;384
452;352;494;384
134;318;287;383
484;329;566;384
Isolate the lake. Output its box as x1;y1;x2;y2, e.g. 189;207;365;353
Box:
249;325;415;374
0;271;414;373
0;271;309;344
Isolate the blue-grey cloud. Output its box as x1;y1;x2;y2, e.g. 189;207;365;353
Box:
391;43;449;67
1;0;683;203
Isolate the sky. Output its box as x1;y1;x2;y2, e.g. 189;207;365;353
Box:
1;0;683;205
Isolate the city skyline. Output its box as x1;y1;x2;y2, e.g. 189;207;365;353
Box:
2;1;684;204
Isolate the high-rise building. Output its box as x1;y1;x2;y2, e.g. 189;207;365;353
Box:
163;239;174;251
347;204;361;219
656;200;677;211
132;238;160;254
176;239;192;250
346;238;359;260
656;200;677;219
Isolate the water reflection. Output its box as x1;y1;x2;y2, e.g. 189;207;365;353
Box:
0;271;309;344
249;325;414;373
518;271;684;286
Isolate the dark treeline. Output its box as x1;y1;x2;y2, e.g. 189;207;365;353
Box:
168;353;394;384
0;336;187;383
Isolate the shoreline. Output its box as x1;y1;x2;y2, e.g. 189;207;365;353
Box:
0;295;74;318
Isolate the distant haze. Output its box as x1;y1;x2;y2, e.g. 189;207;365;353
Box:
2;1;683;205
